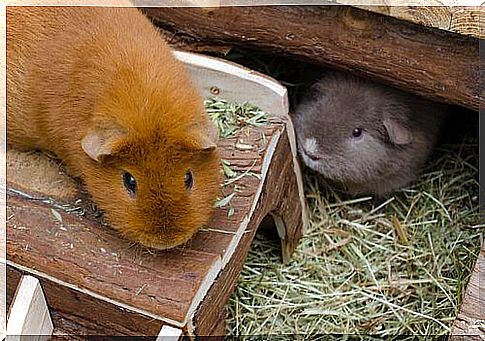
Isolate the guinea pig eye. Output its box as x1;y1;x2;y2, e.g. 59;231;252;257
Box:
352;128;363;138
122;171;137;196
185;170;194;190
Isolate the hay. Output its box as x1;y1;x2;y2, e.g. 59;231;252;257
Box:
205;97;268;138
206;97;268;216
226;135;482;337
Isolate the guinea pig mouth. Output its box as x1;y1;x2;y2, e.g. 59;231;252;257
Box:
136;230;195;251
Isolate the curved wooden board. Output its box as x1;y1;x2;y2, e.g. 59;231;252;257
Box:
169;50;307;332
174;50;289;118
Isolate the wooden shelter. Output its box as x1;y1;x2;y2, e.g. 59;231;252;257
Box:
142;4;481;111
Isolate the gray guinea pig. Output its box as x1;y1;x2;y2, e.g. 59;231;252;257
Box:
293;71;447;198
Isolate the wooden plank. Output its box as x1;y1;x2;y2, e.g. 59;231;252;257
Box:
208;314;226;337
353;3;483;39
174;50;289;119
450;244;484;340
6;114;290;335
4;0;482;39
354;2;452;33
0;259;6;341
142;5;479;111
177;34;306;241
1;6;6;338
7;192;221;325
6;123;290;334
6;275;53;339
449;6;483;39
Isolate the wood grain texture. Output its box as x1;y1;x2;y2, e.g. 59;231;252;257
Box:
6;119;279;326
6;267;156;337
158;0;482;39
142;5;480;111
175;51;289;118
353;3;483;39
356;2;452;33
450;245;484;340
449;6;483;39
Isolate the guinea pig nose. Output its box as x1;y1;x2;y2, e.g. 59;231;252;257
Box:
307;152;321;161
303;138;321;160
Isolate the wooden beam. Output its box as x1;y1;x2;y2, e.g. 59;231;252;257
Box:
142;6;480;111
354;4;483;39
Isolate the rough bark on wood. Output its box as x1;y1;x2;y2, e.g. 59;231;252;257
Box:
142;5;480;111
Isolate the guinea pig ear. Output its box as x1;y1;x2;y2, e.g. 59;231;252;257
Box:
183;121;219;152
81;124;127;162
383;118;412;145
206;120;219;147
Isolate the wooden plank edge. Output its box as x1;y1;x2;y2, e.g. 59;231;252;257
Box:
183;131;283;334
285;119;309;235
0;258;6;341
450;244;484;339
192;131;299;334
174;51;304;333
6;275;53;338
156;325;183;341
176;49;307;254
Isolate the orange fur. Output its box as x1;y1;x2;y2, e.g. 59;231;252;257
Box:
7;6;221;249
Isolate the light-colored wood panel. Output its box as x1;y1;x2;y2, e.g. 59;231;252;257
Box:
6;275;53;339
175;51;289;118
450;6;483;39
450;244;484;339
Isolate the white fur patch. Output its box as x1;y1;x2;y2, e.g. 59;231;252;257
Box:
304;138;319;155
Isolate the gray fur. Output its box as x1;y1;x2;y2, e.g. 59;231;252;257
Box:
293;71;447;198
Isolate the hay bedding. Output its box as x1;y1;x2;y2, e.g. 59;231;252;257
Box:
207;99;482;337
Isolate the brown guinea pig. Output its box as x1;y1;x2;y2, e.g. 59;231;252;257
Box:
6;6;221;250
294;71;447;198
